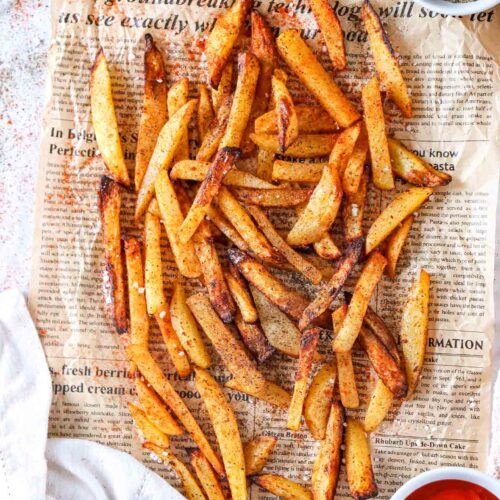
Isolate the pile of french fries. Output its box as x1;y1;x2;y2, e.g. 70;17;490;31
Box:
91;1;451;498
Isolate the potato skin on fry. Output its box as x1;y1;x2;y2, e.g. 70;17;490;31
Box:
235;312;275;363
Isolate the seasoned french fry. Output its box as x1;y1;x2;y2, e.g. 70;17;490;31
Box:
168;78;190;161
211;62;233;113
195;368;247;500
244;436;278;476
187;293;266;393
303;363;336;440
272;160;325;183
128;403;169;448
276;29;360;128
386;214;413;278
313;233;342;261
332;252;387;353
401;269;430;399
206;205;250;252
170;282;211;369
288;328;320;431
226;264;258;323
345;418;378;499
135;378;183;436
272;69;299;152
388;137;452;187
233;187;312;207
127;346;224;475
135;35;167;191
197;84;215;143
311;402;344;500
226;377;292;409
190;449;225;500
364;380;394;433
90;50;130;186
205;0;252;88
362;0;412;118
234;312;275;363
253;474;313;500
330;121;361;179
343;125;369;195
98;177;127;334
343;170;368;242
178;147;240;244
135;99;198;219
362;76;394;191
257;148;275;182
250;133;338;158
366;187;433;254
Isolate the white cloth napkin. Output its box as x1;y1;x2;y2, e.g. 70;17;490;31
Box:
0;289;184;500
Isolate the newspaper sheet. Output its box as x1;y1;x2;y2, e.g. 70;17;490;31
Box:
29;0;500;497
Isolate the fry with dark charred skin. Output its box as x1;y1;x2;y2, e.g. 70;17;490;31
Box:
250;133;338;158
226;262;258;323
168;78;190;161
225;377;292;408
197;84;215;144
90;50;130;186
190;449;225;500
234;312;275;362
211;62;233;113
362;0;412;118
135;35;167;191
272;69;299;152
343;125;369;195
128;403;170;448
232;187;313;207
244;436;278;475
386;214;414;278
343;170;368;242
98;176;127;334
206;205;250;252
253;474;313;500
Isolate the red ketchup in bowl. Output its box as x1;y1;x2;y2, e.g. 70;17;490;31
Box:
407;479;499;500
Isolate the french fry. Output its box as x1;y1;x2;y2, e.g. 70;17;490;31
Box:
298;238;363;331
206;205;250;252
226;263;258;323
400;269;430;399
303;363;336;440
135;99;198;219
90;50;130;186
288;328;320;431
135;35;167;191
234;312;275;363
197;84;215;143
272;69;299;152
232;187;313;207
329;122;361;179
127;346;224;475
276;29;360;128
345;418;378;499
205;0;252;88
128;403;169;448
256;148;275;182
362;0;412;118
362;76;394;191
246;205;323;284
244;436;278;475
226;377;292;409
343;169;368;242
211;61;233;113
364;380;394;433
386;214;413;278
135;378;183;436
144;443;206;500
195;368;247;500
332;252;387;353
388;137;452;187
313;233;342;261
98;177;127;334
178;147;240;244
168;78;190;161
170;282;212;369
250;133;337;158
190;449;225;500
187;293;266;393
365;187;433;254
253;474;313;500
220;52;260;149
272;160;325;183
311;402;344;500
343;125;369;195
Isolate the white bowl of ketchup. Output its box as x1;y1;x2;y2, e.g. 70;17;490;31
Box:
392;467;500;499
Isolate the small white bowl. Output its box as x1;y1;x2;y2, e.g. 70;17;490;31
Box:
392;466;500;499
413;0;499;16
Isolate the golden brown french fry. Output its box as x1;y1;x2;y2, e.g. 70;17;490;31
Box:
206;205;250;252
178;147;240;244
362;0;412;118
329;121;361;179
205;0;252;88
272;69;298;152
128;403;169;448
313;233;342;261
298;238;363;331
386;215;413;278
303;363;336;440
211;62;233;113
388;137;452;187
225;377;291;409
244;436;278;476
98;177;127;334
168;78;190;161
250;133;338;158
197;84;215;143
128;346;223;475
226;263;258;323
366;187;433;254
190;449;225;500
401;269;430;399
343;125;369;195
253;474;312;500
343;170;368;242
187;293;266;393
144;443;206;500
233;187;312;207
288;328;320;431
256;149;275;182
135;378;183;436
234;312;275;363
364;380;394;433
276;29;359;128
311;402;344;500
90;50;130;186
195;368;246;500
135;35;167;191
332;252;387;353
135;100;198;219
246;205;323;285
345;418;378;499
272;160;325;183
362;76;394;191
